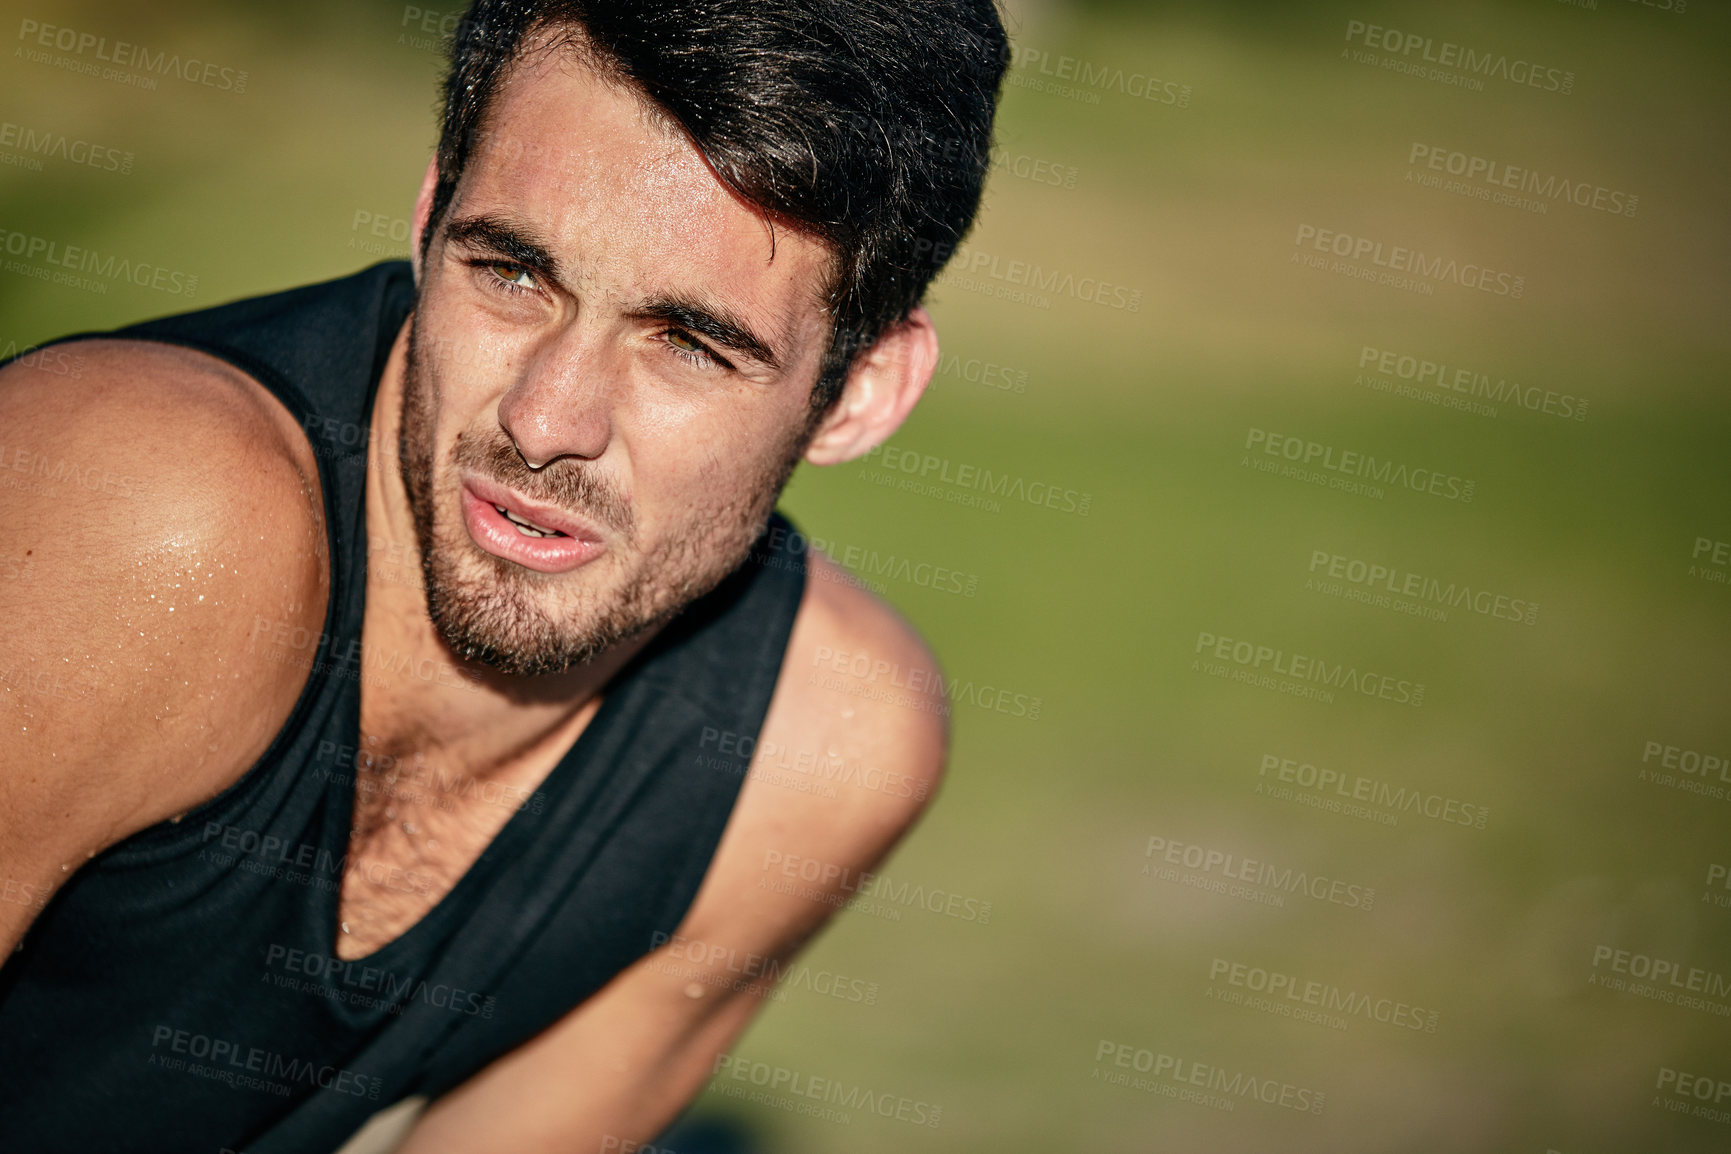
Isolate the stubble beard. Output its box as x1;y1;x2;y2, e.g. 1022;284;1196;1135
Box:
396;316;806;677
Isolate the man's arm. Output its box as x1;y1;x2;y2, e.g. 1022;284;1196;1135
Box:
0;340;327;957
394;550;949;1152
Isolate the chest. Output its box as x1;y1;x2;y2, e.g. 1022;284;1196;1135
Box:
332;743;563;960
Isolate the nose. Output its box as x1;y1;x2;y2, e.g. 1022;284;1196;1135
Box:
496;329;620;466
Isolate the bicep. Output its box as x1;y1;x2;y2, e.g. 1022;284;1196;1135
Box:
393;924;769;1152
399;729;941;1147
394;791;911;1151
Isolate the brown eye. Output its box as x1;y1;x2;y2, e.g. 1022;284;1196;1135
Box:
659;327;732;371
666;329;705;356
490;264;535;291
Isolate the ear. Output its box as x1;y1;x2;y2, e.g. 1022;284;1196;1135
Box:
409;156;440;284
803;308;940;466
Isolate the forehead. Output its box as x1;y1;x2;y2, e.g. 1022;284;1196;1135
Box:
456;41;833;340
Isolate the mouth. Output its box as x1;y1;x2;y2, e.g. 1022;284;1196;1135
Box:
458;474;608;575
495;503;563;538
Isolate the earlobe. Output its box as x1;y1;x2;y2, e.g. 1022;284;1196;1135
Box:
803;308;940;467
409;157;440;283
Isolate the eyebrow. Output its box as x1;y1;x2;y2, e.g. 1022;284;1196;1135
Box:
628;297;783;372
444;215;561;280
443;213;785;373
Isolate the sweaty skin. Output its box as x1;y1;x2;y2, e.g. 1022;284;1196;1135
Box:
0;34;946;1152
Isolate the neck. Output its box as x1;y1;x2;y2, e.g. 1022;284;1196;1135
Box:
357;316;652;777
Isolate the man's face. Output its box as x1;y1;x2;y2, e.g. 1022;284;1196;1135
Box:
400;41;835;676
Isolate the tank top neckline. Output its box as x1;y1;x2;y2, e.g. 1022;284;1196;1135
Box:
312;364;638;970
0;262;810;1154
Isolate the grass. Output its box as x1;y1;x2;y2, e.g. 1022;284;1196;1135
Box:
2;0;1728;1149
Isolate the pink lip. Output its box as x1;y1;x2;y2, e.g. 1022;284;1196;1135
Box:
459;475;607;574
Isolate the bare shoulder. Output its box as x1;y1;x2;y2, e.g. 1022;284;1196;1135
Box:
774;547;950;810
0;338;328;865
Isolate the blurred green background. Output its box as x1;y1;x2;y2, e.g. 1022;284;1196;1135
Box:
3;0;1728;1150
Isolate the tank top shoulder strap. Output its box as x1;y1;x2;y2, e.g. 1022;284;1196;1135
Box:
36;263;415;854
112;260;415;435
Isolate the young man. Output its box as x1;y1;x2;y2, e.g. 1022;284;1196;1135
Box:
0;1;1007;1150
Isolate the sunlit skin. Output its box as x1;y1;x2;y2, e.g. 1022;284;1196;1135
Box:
341;38;872;957
0;28;948;1153
409;40;839;633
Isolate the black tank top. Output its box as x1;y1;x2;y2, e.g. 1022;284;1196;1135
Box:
0;262;807;1153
